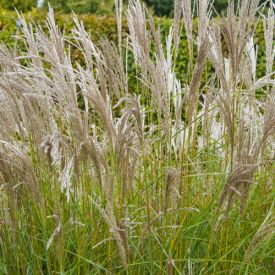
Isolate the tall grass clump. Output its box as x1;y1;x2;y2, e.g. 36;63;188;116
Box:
0;0;274;273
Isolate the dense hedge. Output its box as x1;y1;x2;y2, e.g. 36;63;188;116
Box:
0;9;267;80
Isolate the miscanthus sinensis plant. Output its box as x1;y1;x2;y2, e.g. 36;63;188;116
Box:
0;0;274;273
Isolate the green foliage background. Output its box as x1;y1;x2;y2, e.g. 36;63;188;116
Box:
43;0;115;15
0;0;36;12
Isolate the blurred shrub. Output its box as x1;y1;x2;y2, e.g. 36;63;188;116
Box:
0;0;36;12
44;0;101;14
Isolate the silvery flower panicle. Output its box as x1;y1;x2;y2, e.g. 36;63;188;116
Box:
246;37;257;82
264;7;275;75
166;26;175;96
172;77;183;122
59;156;74;203
224;58;230;83
211;121;224;141
16;19;23;31
46;215;61;250
171;121;185;158
209;108;224;141
40;129;61;166
242;100;264;148
208;31;218;61
0;89;6;103
197;135;204;151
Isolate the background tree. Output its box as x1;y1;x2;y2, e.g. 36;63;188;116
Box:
144;0;174;17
